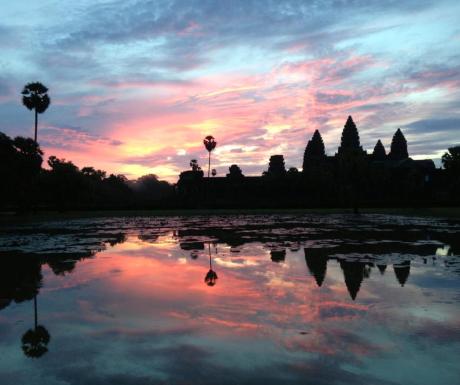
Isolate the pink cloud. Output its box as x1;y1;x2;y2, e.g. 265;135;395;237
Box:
35;52;457;181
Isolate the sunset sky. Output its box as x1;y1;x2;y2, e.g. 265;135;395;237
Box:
1;0;459;181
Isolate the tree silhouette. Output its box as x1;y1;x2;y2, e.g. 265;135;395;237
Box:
211;168;217;177
388;129;408;161
227;164;244;178
0;134;43;209
81;167;106;182
190;159;201;172
21;82;51;143
287;167;299;175
203;135;217;178
133;174;174;203
21;295;50;358
442;146;460;176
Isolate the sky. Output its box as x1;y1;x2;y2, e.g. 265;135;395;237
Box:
1;0;459;182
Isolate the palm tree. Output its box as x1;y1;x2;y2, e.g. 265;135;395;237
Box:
21;82;51;143
203;135;217;178
21;295;50;358
190;159;201;172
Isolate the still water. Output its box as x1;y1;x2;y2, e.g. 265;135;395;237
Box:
0;214;459;385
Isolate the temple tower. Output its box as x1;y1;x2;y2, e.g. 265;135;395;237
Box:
337;116;365;156
302;129;326;171
372;139;386;160
388;128;409;161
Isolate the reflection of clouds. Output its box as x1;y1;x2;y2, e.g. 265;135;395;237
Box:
1;215;460;384
214;257;259;268
410;319;460;344
265;271;296;289
317;301;368;321
284;327;383;361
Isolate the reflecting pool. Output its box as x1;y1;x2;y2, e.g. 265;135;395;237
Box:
1;214;460;385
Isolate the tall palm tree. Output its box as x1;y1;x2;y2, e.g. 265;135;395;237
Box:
21;82;51;143
203;135;217;178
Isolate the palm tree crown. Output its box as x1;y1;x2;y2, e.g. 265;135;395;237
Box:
203;135;217;152
22;82;50;113
203;135;217;177
21;82;50;143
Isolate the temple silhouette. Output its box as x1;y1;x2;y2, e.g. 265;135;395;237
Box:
178;116;438;208
2;113;458;211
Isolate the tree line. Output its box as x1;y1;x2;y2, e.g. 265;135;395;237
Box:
0;131;174;211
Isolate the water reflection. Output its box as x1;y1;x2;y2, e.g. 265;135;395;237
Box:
204;243;218;286
394;261;411;287
0;214;459;385
303;248;413;299
305;248;328;287
270;248;286;263
21;295;50;358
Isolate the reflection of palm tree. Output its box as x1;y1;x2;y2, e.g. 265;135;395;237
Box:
204;243;218;286
21;295;50;358
21;82;51;143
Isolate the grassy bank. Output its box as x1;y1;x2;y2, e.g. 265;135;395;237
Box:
1;206;460;224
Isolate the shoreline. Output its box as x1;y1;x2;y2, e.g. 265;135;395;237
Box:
1;206;459;223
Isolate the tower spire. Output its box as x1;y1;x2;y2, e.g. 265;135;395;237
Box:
389;128;408;160
303;129;325;170
372;139;386;160
337;116;364;155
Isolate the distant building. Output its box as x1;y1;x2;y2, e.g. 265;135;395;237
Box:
177;116;438;207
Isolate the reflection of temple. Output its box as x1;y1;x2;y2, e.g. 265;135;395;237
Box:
303;248;415;300
393;261;411;286
177;116;437;207
339;260;370;301
304;248;328;287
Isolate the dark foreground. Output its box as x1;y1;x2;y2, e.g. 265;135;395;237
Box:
0;214;459;385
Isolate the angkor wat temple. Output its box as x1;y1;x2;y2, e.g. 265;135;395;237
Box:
178;116;442;208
